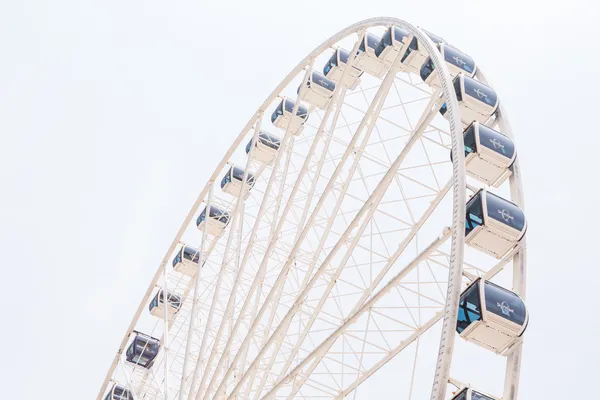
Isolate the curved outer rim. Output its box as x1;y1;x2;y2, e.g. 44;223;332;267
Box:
96;17;524;400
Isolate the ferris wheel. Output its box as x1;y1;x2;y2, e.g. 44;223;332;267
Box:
97;17;528;400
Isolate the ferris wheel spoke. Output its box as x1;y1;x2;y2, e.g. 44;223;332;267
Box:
221;57;408;400
234;87;441;400
262;227;451;399
194;62;346;400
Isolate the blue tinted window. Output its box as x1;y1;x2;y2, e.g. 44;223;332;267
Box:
231;166;255;185
465;192;484;237
258;132;281;150
375;29;393;57
452;389;468;400
182;246;200;263
484;281;527;325
338;48;350;64
457;281;482;333
478;125;515;159
311;71;335;92
485;192;525;231
361;33;379;51
444;45;475;74
283;99;308;119
420;58;435;81
463;123;477;155
463;76;497;107
472;391;495;400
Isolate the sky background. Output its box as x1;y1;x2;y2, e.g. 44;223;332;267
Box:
1;0;598;398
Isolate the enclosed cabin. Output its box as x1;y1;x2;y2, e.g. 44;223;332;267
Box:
400;29;444;75
465;189;526;259
457;278;528;355
451;387;499;400
354;32;388;78
375;26;417;69
172;245;203;276
440;74;499;127
149;290;182;319
271;98;309;136
323;48;364;90
221;165;255;197
297;71;336;109
246;131;281;164
125;333;160;369
453;122;516;187
197;204;230;236
420;43;476;89
104;384;134;400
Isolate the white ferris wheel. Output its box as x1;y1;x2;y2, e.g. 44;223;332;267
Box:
97;17;528;400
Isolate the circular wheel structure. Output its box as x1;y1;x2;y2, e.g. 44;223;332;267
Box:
98;18;528;400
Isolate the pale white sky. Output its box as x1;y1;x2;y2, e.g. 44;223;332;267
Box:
1;0;598;399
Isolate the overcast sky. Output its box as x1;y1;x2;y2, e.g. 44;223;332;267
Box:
1;0;598;399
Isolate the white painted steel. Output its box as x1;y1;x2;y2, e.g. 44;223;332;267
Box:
97;17;526;400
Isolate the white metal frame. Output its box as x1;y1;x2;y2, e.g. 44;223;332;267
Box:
95;17;527;400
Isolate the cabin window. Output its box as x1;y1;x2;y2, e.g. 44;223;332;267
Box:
485;192;525;231
444;46;475;74
366;33;379;50
453;76;463;102
183;247;200;262
400;37;418;63
375;30;392;57
259;132;281;150
472;391;494;400
463;124;477;155
420;58;435;81
463;77;497;107
484;282;526;325
457;281;482;333
270;103;284;123
465;193;484;237
453;389;468;400
478;125;515;159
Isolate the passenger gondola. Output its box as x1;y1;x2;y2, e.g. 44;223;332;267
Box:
125;333;160;369
465;189;526;259
354;32;389;78
375;26;417;67
149;290;182;319
196;204;230;236
400;28;444;75
440;74;499;127
297;71;336;109
245;131;281;164
220;165;255;197
172;245;202;276
104;384;134;400
451;387;498;400
322;48;364;90
453;122;516;187
271;97;309;136
420;43;476;89
457;278;528;355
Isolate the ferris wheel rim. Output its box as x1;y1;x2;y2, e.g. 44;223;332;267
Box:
96;17;527;400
